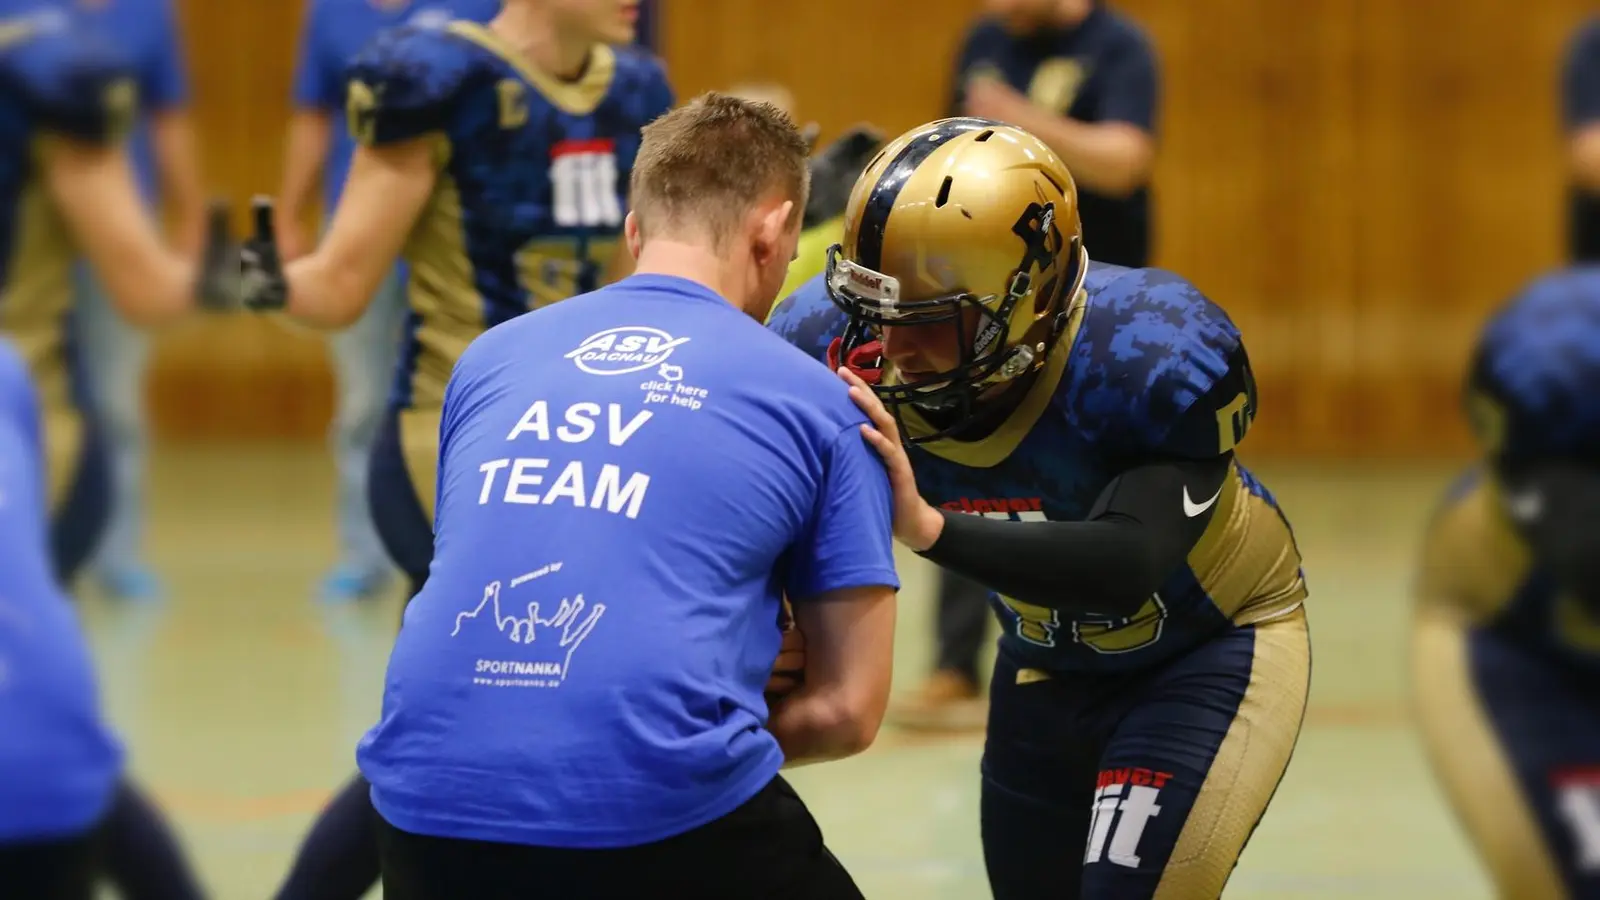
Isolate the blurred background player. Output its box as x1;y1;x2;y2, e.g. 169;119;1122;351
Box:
1564;15;1600;264
725;82;884;308
275;0;500;604
896;0;1163;731
357;93;898;899
1411;267;1600;900
239;1;675;896
71;0;205;603
1;0;219;587
770;116;1309;899
0;2;233;896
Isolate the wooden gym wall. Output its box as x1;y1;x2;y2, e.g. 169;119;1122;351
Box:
149;0;1592;459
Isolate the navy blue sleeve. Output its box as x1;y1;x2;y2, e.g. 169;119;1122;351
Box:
948;24;983;117
1566;21;1600;130
783;427;900;602
638;53;675;123
1066;269;1247;462
13;22;138;144
1096;36;1158;132
948;22;1006;118
140;0;188;111
765;274;847;366
345;27;473;147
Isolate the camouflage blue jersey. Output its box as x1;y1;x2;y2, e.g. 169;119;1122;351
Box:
769;262;1308;673
0;3;133;509
346;20;673;519
346;20;674;413
1420;268;1600;670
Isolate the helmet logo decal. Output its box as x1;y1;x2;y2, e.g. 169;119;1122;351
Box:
1012;201;1058;277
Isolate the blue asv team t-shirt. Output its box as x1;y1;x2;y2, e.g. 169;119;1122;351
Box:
0;340;123;842
357;274;900;848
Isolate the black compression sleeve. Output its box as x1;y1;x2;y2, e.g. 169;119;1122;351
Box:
917;453;1234;617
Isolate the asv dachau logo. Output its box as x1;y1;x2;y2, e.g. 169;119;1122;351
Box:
566;327;690;375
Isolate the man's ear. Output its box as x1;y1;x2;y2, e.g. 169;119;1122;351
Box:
624;210;642;259
753;200;795;263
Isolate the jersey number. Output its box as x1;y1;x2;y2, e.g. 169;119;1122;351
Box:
999;593;1167;653
515;237;617;310
978;508;1169;653
551;139;622;228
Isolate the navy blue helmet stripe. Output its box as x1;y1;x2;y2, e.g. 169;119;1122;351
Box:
855;118;993;271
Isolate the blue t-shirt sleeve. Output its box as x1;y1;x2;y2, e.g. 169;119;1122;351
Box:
141;0;188;110
290;0;340;110
1565;21;1600;130
1097;38;1158;131
784;427;900;601
0;355;48;536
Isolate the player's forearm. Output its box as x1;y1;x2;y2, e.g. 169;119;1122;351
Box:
276;110;332;233
42;137;194;326
280;252;375;329
149;110;207;256
768;687;881;768
918;455;1231;616
273;140;436;327
1015;110;1153;198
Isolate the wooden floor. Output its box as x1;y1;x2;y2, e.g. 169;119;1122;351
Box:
76;445;1489;899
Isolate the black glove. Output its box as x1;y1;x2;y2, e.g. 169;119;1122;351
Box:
1500;461;1600;614
803;123;884;230
194;199;240;311
240;196;288;312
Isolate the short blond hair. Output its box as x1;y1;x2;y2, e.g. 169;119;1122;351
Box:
630;92;811;247
725;81;798;119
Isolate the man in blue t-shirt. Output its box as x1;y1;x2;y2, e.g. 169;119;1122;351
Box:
355;93;899;900
0;337;201;900
275;0;500;604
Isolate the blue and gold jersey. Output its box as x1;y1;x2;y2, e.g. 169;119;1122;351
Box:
769;262;1307;672
346;21;673;415
1466;266;1600;466
347;21;672;517
0;5;133;509
1417;469;1600;670
1424;267;1600;667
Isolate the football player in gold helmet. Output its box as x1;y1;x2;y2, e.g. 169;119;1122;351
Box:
1411;268;1600;899
769;117;1311;899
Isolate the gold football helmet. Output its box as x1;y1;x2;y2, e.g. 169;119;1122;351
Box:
824;117;1088;441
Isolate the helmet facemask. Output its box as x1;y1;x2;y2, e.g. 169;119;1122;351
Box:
824;221;1083;445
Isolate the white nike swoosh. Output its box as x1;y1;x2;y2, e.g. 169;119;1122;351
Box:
1183;484;1223;518
1506;490;1542;523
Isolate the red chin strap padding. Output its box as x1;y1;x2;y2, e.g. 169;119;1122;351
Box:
827;337;884;385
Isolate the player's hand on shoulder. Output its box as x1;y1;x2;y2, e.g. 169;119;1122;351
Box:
239;196;289;312
838;366;946;552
